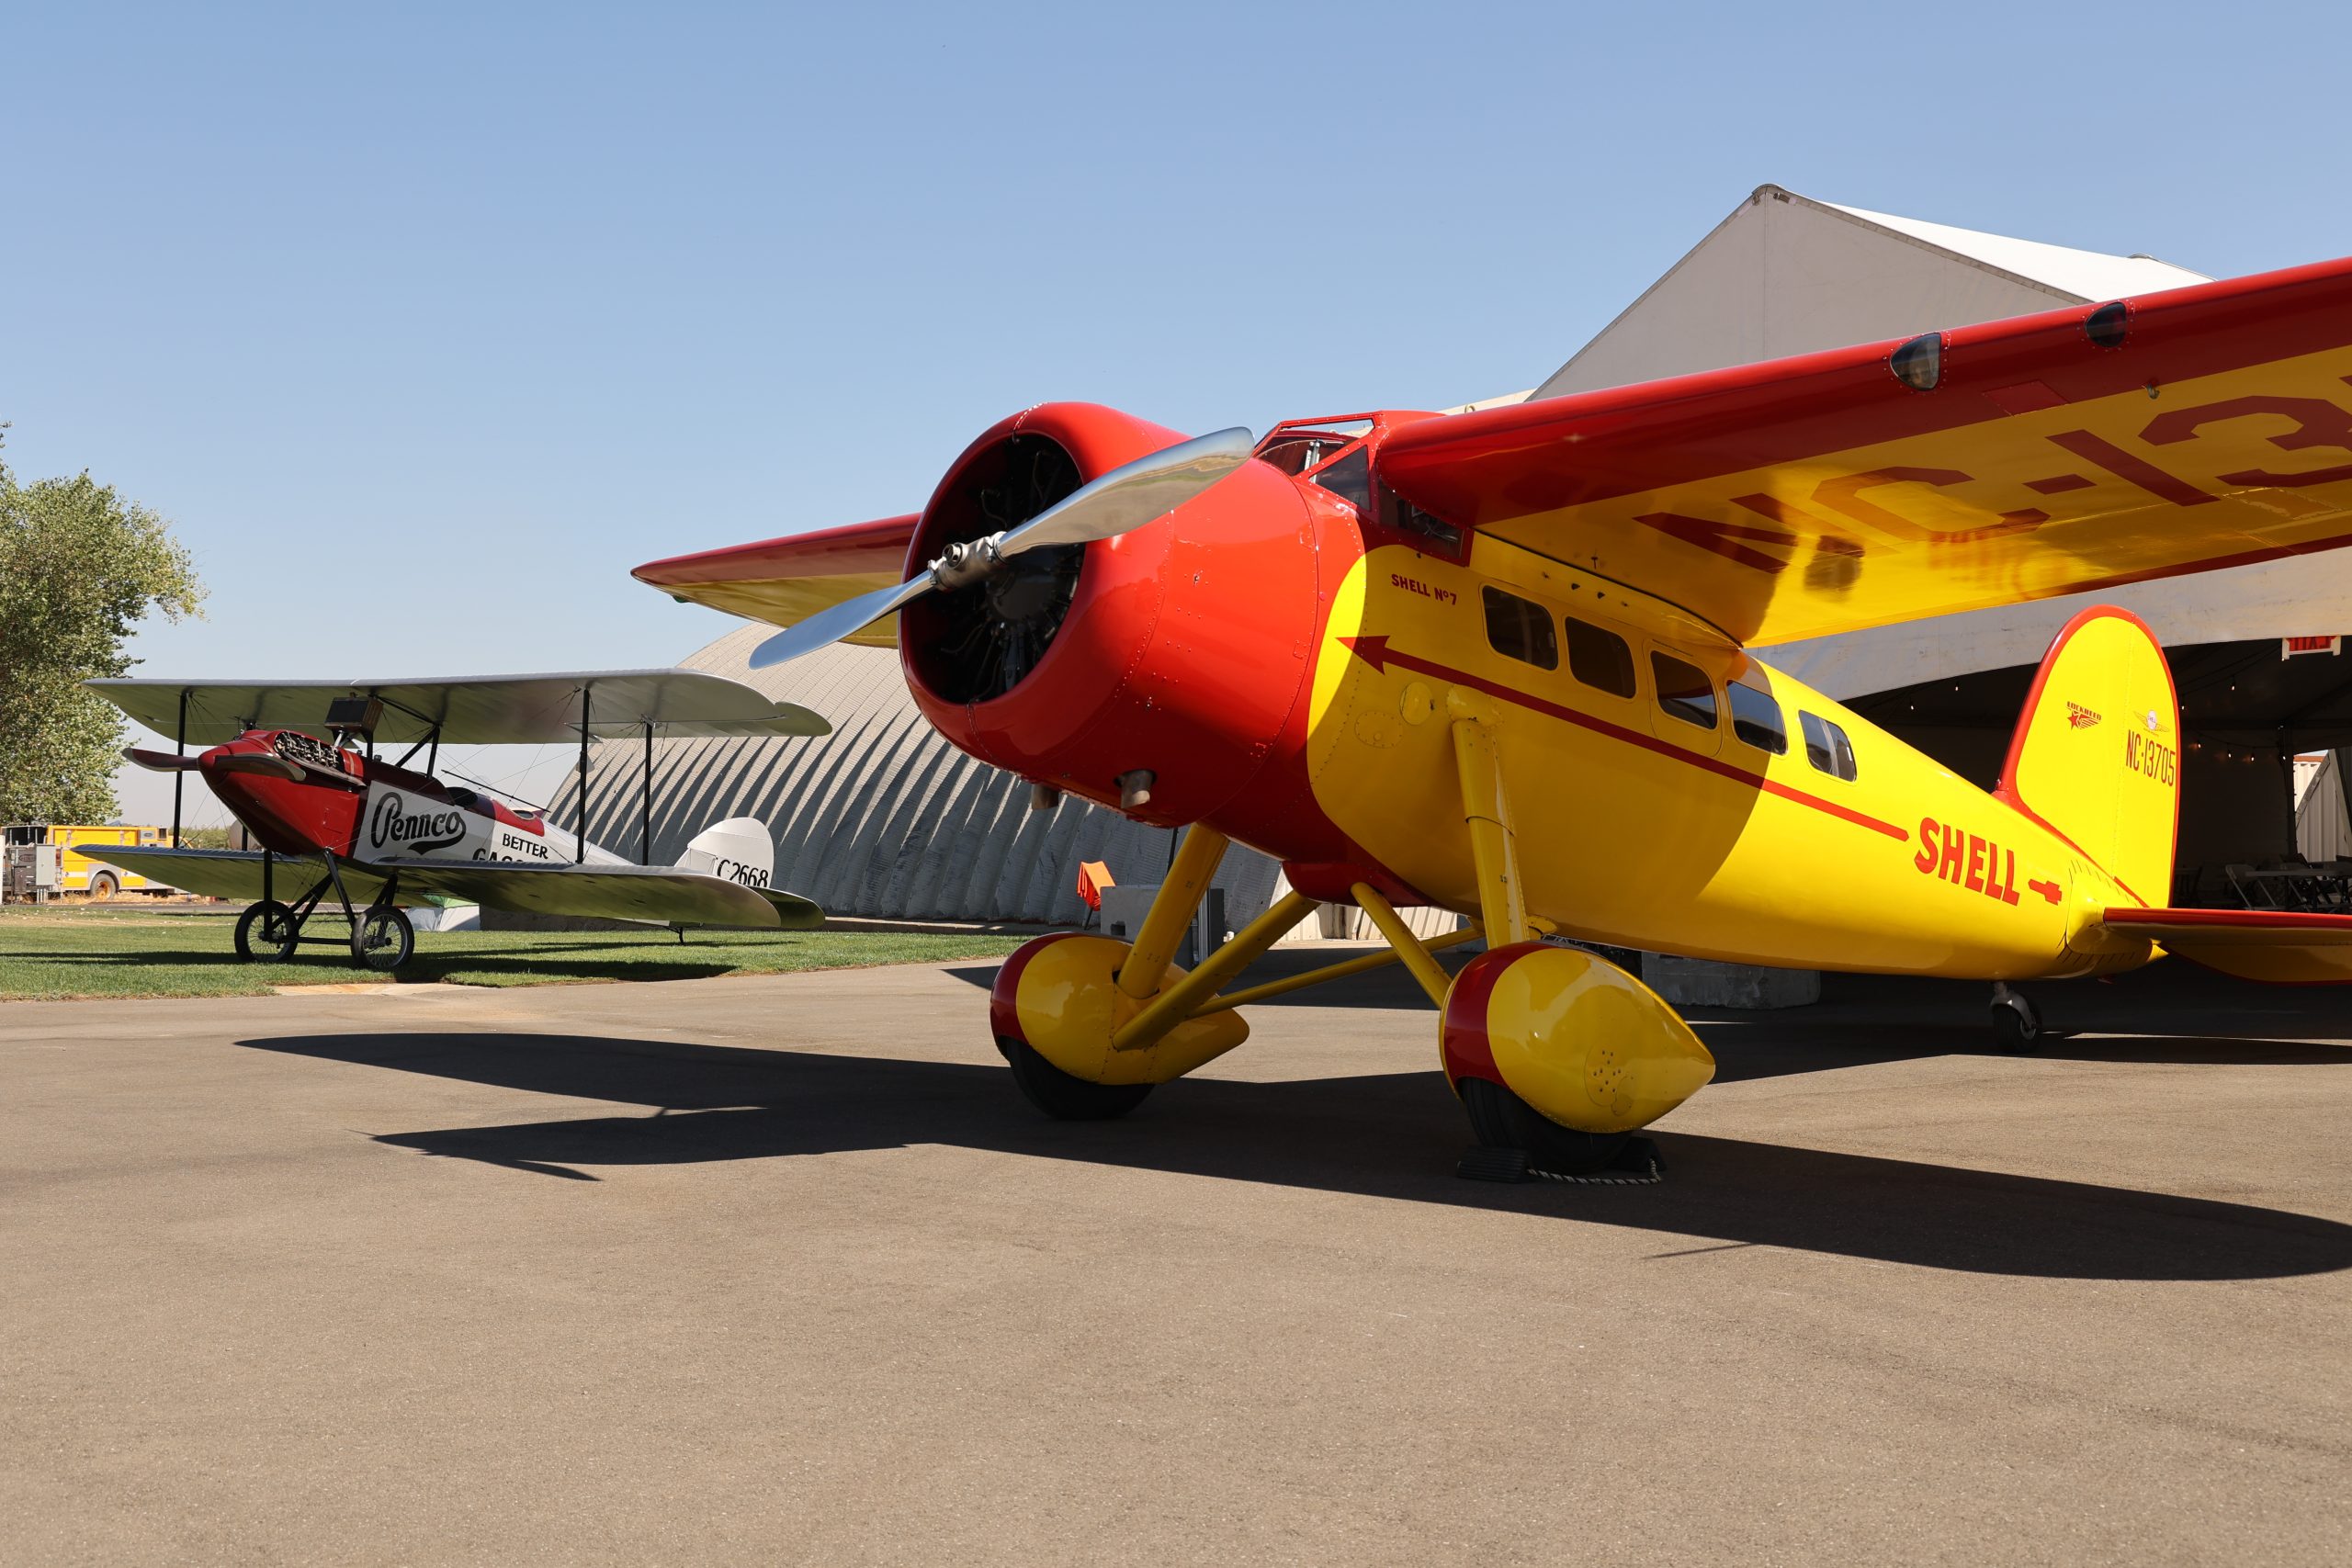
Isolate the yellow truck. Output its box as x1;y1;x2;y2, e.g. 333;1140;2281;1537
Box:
0;825;179;898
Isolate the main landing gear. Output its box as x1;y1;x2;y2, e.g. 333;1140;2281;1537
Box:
986;695;1717;1179
231;852;413;972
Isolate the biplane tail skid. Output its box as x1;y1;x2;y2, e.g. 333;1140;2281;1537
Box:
1996;606;2181;911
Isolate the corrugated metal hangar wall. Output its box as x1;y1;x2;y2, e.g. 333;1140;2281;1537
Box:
560;626;1298;929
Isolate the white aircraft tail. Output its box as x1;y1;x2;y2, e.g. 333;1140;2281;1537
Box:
678;817;776;891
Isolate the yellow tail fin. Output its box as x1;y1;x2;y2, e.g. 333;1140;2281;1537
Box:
1995;607;2180;908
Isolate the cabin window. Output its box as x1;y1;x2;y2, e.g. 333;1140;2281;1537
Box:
1727;678;1788;755
1802;712;1859;781
1652;652;1717;729
1482;587;1557;670
1564;616;1636;698
1308;446;1371;513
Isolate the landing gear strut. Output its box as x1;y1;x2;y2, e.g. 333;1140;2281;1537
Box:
228;852;413;972
1990;982;2042;1054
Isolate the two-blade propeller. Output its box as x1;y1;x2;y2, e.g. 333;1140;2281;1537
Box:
123;745;332;784
749;425;1256;671
122;747;204;773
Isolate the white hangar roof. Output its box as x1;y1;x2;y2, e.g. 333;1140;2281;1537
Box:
1498;185;2352;703
1532;184;2207;400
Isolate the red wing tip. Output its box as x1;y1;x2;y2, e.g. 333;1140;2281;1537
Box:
632;514;924;590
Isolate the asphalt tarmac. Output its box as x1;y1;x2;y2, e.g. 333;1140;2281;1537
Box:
4;953;2347;1565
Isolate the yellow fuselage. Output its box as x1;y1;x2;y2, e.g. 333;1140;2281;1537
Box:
1304;536;2148;980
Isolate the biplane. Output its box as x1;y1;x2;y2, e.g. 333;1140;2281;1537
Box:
79;671;827;971
639;254;2352;1174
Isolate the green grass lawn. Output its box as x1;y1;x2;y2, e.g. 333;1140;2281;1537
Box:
0;907;1028;1001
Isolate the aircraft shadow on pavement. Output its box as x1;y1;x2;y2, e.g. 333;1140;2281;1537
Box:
947;954;2352;1062
241;1030;2352;1282
12;937;752;986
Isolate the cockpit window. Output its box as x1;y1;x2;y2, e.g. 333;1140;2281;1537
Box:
1307;446;1371;513
1259;434;1360;476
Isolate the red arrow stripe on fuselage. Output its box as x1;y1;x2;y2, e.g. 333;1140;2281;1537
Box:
1340;637;1909;841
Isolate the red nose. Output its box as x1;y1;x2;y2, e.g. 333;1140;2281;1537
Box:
899;402;1344;838
197;732;365;855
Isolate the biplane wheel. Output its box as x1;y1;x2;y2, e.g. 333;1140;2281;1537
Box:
1457;1077;1630;1177
351;907;414;973
1990;988;2042;1055
234;900;301;962
996;1036;1153;1121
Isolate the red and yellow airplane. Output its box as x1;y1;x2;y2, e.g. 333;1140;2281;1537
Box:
639;255;2352;1175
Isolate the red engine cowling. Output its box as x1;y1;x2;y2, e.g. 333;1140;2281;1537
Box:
899;402;1350;853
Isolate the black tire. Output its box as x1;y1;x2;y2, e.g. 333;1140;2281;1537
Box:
352;906;414;973
997;1036;1153;1121
1991;996;2042;1055
87;871;119;901
1458;1077;1629;1176
234;900;300;962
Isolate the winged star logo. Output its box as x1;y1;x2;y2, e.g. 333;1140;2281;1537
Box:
2065;702;2102;729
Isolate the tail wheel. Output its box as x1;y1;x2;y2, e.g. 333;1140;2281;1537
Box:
352;907;415;973
1991;988;2042;1055
234;900;300;962
87;872;119;901
1458;1077;1629;1177
996;1036;1153;1121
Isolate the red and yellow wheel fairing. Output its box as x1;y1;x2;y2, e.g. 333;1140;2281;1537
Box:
989;933;1249;1087
1441;942;1715;1135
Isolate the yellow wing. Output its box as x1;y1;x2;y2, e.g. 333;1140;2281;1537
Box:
633;513;919;649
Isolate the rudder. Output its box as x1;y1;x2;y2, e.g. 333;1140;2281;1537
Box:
679;817;776;890
1996;606;2180;907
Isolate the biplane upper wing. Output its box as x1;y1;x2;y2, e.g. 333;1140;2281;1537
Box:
1377;255;2352;648
85;669;831;749
633;513;921;648
364;858;819;930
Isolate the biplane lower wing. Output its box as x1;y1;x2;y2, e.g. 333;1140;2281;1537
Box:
68;847;426;906
366;858;819;930
632;513;921;648
75;847;820;930
2102;908;2352;984
1377;255;2352;648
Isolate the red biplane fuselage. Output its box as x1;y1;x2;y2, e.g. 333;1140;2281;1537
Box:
184;729;575;866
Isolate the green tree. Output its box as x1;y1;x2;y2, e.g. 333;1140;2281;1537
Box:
0;438;205;824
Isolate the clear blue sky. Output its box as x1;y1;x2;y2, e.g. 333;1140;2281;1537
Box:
7;3;2349;820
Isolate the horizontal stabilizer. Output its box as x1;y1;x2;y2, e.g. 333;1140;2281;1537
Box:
2101;908;2352;983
